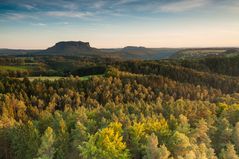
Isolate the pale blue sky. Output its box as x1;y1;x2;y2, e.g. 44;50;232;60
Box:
0;0;239;49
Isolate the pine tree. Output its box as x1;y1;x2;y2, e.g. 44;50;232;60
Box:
192;119;211;147
53;112;70;159
169;131;192;157
193;143;217;159
8;121;40;159
144;133;170;159
233;122;239;151
219;144;239;159
177;114;190;135
35;127;55;159
213;118;233;153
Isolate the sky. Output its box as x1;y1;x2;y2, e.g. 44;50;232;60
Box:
0;0;239;49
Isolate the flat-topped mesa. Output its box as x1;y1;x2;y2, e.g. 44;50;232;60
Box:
50;41;92;51
43;41;98;55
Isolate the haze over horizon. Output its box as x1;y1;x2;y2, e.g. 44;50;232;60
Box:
0;0;239;49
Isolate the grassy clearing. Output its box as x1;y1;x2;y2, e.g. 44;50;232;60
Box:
18;76;63;81
0;65;30;71
80;74;103;81
17;74;104;81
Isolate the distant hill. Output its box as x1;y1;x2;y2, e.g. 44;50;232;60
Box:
118;46;178;59
171;48;239;59
0;41;178;59
121;46;154;56
122;46;148;52
0;49;40;56
37;41;178;59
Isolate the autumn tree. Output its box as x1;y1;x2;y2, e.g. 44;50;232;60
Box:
79;122;130;159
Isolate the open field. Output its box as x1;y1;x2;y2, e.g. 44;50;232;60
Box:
0;65;30;71
17;74;104;81
80;74;103;80
18;76;64;81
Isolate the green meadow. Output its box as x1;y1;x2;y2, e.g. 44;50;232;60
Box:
0;65;30;71
17;74;104;81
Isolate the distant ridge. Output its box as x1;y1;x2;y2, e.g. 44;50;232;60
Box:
38;41;178;59
43;41;99;56
118;46;178;59
122;46;147;51
0;41;181;59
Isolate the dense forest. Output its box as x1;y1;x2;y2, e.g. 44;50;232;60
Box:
1;55;239;159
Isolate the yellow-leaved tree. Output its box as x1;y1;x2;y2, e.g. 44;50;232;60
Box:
79;122;130;159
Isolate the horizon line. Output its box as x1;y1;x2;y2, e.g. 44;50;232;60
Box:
1;46;239;50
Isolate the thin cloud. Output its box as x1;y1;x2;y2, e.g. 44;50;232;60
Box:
57;21;70;25
3;13;30;20
136;0;211;13
61;2;79;10
225;1;239;13
31;22;47;26
159;0;210;12
21;4;35;10
62;22;69;25
46;11;93;18
91;1;106;9
115;0;139;5
0;0;236;22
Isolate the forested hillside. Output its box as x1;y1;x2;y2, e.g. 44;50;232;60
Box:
1;55;239;159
